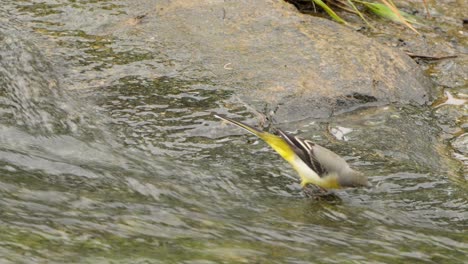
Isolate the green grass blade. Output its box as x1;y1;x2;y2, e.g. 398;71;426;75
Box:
356;1;420;25
346;0;374;29
312;0;347;24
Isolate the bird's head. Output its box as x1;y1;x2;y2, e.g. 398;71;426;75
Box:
339;169;371;188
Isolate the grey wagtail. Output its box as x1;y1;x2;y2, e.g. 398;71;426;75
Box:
215;115;369;190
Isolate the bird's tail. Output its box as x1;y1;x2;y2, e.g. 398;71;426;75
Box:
214;114;295;161
214;114;265;137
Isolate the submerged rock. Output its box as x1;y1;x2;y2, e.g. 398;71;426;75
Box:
452;134;468;155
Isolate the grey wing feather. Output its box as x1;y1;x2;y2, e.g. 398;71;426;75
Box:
306;143;352;175
277;129;351;177
276;129;328;177
276;130;311;166
295;138;329;177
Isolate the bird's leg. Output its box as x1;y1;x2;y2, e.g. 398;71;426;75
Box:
316;185;330;195
301;182;318;198
300;180;308;188
301;181;326;193
301;182;315;197
302;183;337;200
302;185;316;198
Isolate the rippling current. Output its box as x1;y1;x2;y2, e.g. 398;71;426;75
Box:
1;1;467;263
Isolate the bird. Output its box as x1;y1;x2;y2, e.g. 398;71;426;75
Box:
214;114;370;190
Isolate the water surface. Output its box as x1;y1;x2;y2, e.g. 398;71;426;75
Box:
0;1;467;263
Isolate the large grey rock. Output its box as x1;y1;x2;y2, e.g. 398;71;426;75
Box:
138;0;433;120
9;0;432;121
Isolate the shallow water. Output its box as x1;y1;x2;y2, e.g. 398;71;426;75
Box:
1;1;467;263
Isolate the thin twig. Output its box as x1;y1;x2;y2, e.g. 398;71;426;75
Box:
422;0;431;18
406;52;457;60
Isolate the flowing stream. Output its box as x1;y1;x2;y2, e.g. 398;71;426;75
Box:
0;1;466;263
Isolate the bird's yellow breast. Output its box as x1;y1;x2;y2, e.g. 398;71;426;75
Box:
316;175;341;189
